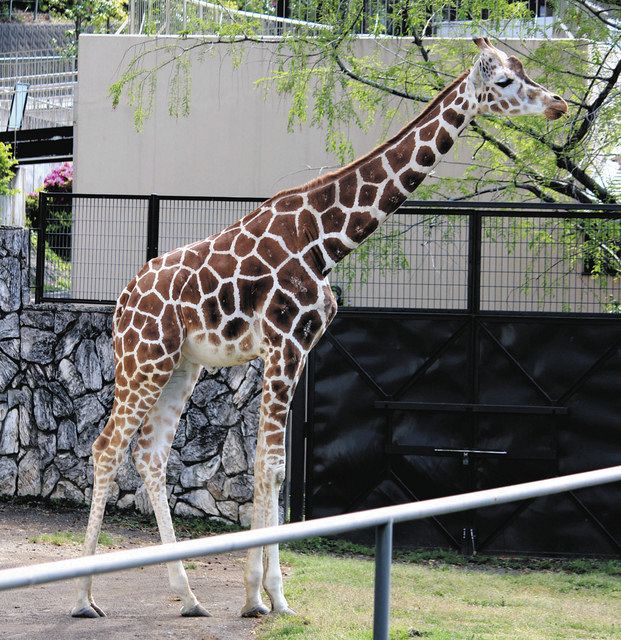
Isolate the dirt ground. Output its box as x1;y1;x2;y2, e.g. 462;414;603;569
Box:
0;502;259;640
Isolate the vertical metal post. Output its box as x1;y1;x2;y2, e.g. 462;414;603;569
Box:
276;0;289;18
35;192;47;303
373;521;393;640
146;194;160;262
289;365;308;522
183;0;187;30
466;210;482;314
466;210;482;540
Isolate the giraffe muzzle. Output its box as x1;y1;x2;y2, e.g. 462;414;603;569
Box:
544;96;568;121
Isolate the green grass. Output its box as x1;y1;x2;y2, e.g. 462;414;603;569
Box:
258;550;621;640
286;537;621;576
106;511;241;538
29;530;120;547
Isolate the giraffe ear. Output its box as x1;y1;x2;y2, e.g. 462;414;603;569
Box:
474;37;497;52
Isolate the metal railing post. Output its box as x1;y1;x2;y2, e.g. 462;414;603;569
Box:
34;192;47;303
373;520;393;640
146;193;160;262
467;210;482;314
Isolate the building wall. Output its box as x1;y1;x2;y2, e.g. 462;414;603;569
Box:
74;34;473;197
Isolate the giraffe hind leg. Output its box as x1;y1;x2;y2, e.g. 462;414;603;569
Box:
131;357;210;617
71;404;143;618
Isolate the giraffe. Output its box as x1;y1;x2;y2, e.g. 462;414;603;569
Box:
71;37;567;619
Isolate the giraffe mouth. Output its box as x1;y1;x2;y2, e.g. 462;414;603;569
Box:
544;101;568;121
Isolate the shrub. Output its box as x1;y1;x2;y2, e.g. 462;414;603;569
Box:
0;142;17;195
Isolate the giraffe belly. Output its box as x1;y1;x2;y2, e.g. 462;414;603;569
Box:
182;331;259;368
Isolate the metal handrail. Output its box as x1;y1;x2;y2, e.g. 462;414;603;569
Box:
0;465;619;639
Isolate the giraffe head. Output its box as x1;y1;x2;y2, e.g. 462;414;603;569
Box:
470;37;567;120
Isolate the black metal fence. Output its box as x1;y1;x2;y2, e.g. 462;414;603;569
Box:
34;193;620;314
34;193;265;304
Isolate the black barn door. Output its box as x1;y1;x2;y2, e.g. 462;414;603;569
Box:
291;309;621;556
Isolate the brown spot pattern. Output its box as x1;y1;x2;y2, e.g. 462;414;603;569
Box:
359;157;387;183
443;108;465;128
274;195;303;212
347;211;378;243
420;120;439;142
400;169;425;192
308;183;336;212
321;208;346;234
416;146;435;167
358;184;377;207
338;172;357;208
436;127;454;155
378;180;404;213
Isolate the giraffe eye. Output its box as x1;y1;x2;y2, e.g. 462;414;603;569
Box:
496;78;514;88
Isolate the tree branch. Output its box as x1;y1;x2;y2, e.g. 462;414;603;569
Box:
563;54;621;151
570;0;621;30
331;49;429;102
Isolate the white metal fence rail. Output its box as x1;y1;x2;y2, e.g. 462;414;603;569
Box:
0;465;619;639
0;51;77;130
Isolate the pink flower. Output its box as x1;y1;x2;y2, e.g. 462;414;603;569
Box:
43;162;73;192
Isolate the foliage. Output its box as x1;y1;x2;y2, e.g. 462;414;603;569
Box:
109;1;621;206
0;142;17;196
47;0;126;54
25;192;39;228
27;161;73;226
109;1;620;302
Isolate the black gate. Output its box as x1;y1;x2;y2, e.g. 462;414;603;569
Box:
290;204;621;556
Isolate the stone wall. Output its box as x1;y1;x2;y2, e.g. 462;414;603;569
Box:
0;227;263;526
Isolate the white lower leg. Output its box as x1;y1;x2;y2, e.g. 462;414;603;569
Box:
262;474;290;613
263;543;289;612
149;487;200;611
242;491;269;616
72;471;113;615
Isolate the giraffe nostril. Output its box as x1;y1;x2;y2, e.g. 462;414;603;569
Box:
552;95;562;101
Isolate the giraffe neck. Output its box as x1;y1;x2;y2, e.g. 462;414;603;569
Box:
293;70;477;275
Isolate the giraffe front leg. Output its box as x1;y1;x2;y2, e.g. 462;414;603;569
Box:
262;461;294;615
243;440;292;616
241;479;270;618
242;347;306;617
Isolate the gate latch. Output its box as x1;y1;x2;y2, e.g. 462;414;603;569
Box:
434;448;508;466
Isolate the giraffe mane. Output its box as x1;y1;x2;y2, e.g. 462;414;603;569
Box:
263;69;471;204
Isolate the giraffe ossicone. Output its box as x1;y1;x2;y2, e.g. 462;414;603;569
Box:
71;38;567;620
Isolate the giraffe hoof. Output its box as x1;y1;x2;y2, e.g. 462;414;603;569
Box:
70;604;106;618
241;604;270;618
273;606;297;616
181;603;212;617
